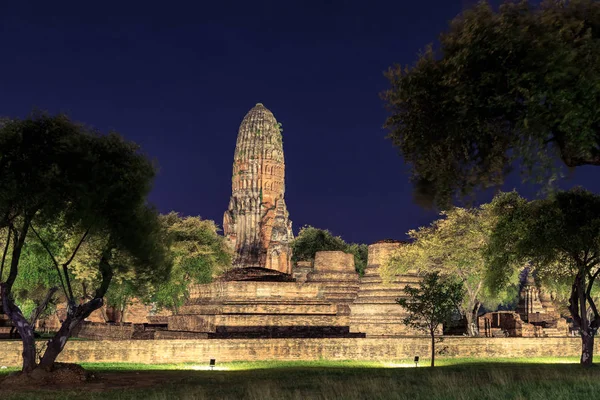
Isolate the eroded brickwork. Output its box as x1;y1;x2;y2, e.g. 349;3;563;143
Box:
350;241;423;336
306;251;360;313
223;103;293;274
166;262;360;338
0;337;595;367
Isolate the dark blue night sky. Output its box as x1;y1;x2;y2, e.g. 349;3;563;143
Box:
1;0;598;244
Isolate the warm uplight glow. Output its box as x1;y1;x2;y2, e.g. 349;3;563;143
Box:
189;365;229;371
383;362;416;368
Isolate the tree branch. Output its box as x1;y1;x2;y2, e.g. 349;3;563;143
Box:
554;129;600;167
95;251;114;299
61;227;91;302
568;274;582;328
29;222;69;299
588;252;599;267
0;227;11;281
29;223;59;267
5;216;32;292
586;268;600;328
28;286;58;328
63;227;90;268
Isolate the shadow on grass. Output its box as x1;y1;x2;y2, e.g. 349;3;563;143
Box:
3;360;599;400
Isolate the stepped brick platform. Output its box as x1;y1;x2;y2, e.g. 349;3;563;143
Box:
350;241;424;336
306;252;360;311
166;251;365;339
218;267;295;282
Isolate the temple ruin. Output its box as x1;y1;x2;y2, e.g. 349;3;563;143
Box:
5;102;570;341
479;270;568;337
223;103;294;274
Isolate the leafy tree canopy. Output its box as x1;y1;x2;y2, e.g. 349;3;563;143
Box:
384;205;519;336
397;271;464;367
383;0;600;208
291;225;368;274
0;112;170;372
151;213;233;312
486;188;600;366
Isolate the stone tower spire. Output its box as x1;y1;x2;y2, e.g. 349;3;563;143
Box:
223;103;294;274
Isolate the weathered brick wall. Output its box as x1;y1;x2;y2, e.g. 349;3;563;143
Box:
0;337;595;367
313;251;354;272
74;322;135;340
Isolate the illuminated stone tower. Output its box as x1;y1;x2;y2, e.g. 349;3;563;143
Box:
223;103;294;274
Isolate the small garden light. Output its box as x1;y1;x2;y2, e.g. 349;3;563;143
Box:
414;356;419;367
209;359;216;370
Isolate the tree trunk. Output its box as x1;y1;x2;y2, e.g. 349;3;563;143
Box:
430;330;435;367
39;297;103;368
579;278;594;367
1;283;37;372
471;302;481;336
581;329;594;367
465;311;474;336
570;272;595;367
99;305;109;323
40;251;113;368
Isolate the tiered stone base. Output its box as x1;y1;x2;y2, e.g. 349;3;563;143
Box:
350;242;425;337
167;277;364;339
306;251;360;310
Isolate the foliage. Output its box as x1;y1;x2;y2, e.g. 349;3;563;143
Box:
347;242;369;275
0;112;170;372
291;225;368;274
382;0;600;208
151;213;233;312
1;226;64;312
383;205;519;335
397;272;464;366
486;188;600;366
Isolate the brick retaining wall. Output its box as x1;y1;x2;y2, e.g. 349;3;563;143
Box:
74;322;135;340
0;337;595;367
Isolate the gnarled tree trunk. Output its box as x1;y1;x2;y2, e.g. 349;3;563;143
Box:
39;297;103;368
569;272;595;367
1;283;37;372
581;330;595;366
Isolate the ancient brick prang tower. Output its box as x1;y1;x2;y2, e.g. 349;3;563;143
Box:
223;103;293;274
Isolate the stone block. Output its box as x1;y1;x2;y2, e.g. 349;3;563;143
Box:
313;251;355;273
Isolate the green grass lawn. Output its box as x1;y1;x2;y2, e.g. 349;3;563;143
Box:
3;358;600;400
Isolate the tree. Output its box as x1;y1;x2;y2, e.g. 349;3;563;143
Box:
383;206;518;336
397;272;464;367
382;0;600;209
291;226;368;274
0;113;170;373
486;188;600;367
151;213;233;312
1;224;64;328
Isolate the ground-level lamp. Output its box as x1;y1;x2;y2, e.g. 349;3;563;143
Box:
210;359;216;370
414;356;419;367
